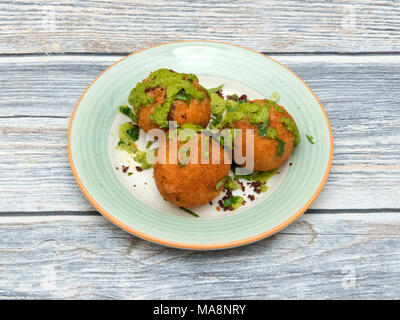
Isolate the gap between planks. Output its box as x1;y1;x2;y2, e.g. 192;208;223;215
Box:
0;53;399;65
1;51;400;57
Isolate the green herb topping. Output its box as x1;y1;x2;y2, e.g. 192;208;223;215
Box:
224;176;238;190
223;196;245;210
179;207;199;217
209;94;274;129
128;69;204;128
277;138;285;157
168;123;204;141
257;117;270;137
274;104;285;113
209;92;227;115
175;90;192;104
266;127;278;139
222;101;271;127
281;117;301;146
117;122;139;154
216;177;226;191
133;149;154;170
210;113;223;128
118;105;137;123
306;134;315;144
234;170;277;183
207;84;224;94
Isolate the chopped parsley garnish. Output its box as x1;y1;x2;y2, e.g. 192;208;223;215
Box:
224;176;238;190
306;134;315;144
127;172;133;176
126;125;140;141
234;170;277;183
210;113;222;127
216;177;226;190
257;118;270;137
179;207;199;217
146;140;153;149
223;196;245;210
207;84;224;94
277;138;285;157
118;105;137;123
175;90;191;105
133;150;154;170
223;196;240;207
117;122;139;154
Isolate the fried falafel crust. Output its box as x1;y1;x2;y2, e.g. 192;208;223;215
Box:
153;133;231;208
138;81;211;133
233;99;296;171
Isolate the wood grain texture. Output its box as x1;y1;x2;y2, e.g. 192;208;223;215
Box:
0;212;399;299
0;0;399;54
0;55;399;211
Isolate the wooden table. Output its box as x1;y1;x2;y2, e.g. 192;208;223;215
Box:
0;1;399;299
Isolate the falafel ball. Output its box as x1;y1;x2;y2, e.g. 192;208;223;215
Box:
153;132;231;208
233;99;299;171
129;69;211;133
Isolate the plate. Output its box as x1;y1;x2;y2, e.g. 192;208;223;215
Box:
68;41;333;249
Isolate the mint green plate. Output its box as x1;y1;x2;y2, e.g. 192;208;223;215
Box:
68;41;333;250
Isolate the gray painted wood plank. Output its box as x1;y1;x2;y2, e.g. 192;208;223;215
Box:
0;55;399;211
0;0;399;54
1;115;399;211
0;212;399;299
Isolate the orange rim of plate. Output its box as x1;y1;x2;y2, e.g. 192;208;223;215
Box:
67;40;333;250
